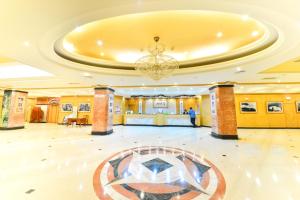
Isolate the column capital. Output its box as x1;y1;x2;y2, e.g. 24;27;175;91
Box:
94;87;115;92
4;89;28;94
209;84;234;91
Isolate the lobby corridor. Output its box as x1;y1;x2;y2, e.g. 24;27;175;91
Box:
0;124;299;200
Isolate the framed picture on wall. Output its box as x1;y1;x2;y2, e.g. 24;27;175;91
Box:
267;102;283;113
115;105;121;114
78;103;91;112
153;99;168;108
240;102;257;113
61;103;73;112
296;102;300;113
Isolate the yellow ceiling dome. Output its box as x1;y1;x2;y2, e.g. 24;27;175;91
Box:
55;10;277;70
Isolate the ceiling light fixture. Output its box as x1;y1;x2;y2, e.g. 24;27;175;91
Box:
74;26;84;33
135;36;179;80
251;31;259;37
23;41;30;47
242;15;250;21
97;40;104;46
216;32;223;38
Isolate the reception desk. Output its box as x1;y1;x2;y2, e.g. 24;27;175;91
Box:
124;114;201;127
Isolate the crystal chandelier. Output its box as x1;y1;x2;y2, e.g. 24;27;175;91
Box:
135;36;179;80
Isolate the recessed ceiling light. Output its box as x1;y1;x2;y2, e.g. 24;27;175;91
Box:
83;72;91;77
97;40;104;46
236;67;242;71
23;41;30;47
216;32;223;38
100;52;105;57
251;31;259;37
74;26;84;33
242;15;250;21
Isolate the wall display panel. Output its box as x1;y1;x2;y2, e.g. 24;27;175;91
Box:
78;103;91;112
138;99;143;114
240;102;257;113
1;90;12;127
267;102;283;113
153;99;168;108
145;99;176;114
115;105;121;114
179;99;184;114
296;102;300;113
61;103;73;112
1;90;28;129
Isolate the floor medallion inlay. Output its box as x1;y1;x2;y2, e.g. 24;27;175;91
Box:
93;146;226;200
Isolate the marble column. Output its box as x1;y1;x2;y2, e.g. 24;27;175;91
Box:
92;87;114;135
0;90;28;130
209;84;238;139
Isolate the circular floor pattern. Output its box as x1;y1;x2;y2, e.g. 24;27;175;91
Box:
93;146;226;200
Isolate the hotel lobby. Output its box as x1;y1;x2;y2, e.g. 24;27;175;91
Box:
1;1;300;200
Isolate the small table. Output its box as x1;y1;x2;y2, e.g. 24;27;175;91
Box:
67;118;88;127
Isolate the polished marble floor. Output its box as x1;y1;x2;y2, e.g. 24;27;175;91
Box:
0;124;300;200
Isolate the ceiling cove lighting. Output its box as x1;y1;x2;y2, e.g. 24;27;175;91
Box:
135;36;179;80
189;45;229;59
0;64;53;79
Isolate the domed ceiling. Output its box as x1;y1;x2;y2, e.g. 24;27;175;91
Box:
55;10;277;70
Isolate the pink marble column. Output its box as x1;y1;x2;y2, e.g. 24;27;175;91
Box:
0;90;28;130
209;84;238;139
92;87;114;135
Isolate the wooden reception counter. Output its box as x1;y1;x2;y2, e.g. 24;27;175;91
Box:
124;114;201;127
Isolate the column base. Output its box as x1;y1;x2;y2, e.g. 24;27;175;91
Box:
211;132;238;140
0;126;25;130
91;129;113;135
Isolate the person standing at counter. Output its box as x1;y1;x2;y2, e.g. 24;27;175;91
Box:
188;107;196;127
183;109;189;114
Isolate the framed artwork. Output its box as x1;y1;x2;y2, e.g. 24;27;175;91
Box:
61;103;73;112
296;102;300;113
240;102;257;113
78;103;91;112
153;99;168;108
115;105;121;114
267;102;283;113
